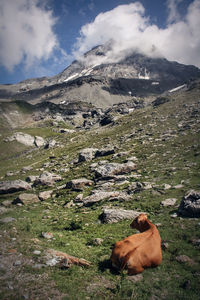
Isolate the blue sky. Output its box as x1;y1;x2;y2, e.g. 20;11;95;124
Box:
0;0;199;84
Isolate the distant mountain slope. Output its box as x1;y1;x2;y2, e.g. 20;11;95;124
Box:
0;45;200;108
57;48;200;84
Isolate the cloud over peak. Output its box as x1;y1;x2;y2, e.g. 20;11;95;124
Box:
74;0;200;68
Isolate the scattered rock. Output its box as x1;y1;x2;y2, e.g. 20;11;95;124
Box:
95;148;115;158
13;260;22;266
162;242;169;250
78;148;98;162
128;182;143;193
190;239;200;247
5;132;47;148
32;263;46;269
92;238;104;246
0;207;8;214
181;280;191;290
152;96;170;107
59;167;69;173
34;136;46;147
0;180;32;194
13;193;40;205
5;171;15;177
58;128;75;134
127;274;143;283
42;232;54;239
45;249;90;267
163;184;172;190
86;276;115;293
113;151;130;158
100;114;114;126
74;194;83;202
95;181;115;189
1;200;13;207
161;198;177;207
95;162;137;179
56;184;66;191
174;184;184;189
44;139;57;149
66;178;93;190
64;200;75;208
178;190;200;217
0;217;16;223
143;182;153;190
170;213;178;218
34;171;62;186
79;190;128;206
26;175;39;183
126;156;138;162
46;257;59;266
33;250;41;255
5;132;35;146
99;208;142;224
175;255;195;266
39;190;53;201
21;166;33;173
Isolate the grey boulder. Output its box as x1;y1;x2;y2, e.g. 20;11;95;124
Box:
95;162;137;179
5;132;35;146
77;190;122;207
66;178;93;190
13;193;40;205
99;208;142;223
0;180;32;194
34;172;62;186
78;148;98;162
34;136;46;147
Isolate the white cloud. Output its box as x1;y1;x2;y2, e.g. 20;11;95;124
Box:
0;0;59;71
166;0;183;24
73;0;200;68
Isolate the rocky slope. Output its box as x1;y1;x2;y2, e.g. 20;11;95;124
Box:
0;79;199;299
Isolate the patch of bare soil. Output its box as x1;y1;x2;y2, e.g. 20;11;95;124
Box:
0;228;66;300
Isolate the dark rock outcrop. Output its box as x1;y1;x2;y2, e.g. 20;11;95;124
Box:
178;190;200;217
152;97;170;107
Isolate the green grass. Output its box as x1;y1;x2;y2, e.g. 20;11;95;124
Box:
0;86;200;299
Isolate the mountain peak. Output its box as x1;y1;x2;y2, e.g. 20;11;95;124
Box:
0;43;200;108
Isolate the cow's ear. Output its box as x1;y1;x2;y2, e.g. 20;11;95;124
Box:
138;214;148;223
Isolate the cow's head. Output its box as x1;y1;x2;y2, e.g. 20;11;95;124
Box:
130;214;149;232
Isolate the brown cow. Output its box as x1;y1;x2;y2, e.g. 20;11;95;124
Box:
110;214;162;275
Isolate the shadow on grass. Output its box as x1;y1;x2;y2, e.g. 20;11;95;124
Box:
98;259;120;275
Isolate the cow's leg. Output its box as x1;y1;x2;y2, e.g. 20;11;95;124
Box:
127;265;144;275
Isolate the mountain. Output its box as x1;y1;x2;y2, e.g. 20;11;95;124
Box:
0;44;200;107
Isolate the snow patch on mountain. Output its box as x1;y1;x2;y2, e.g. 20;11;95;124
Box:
63;64;101;82
138;68;150;80
169;84;187;93
64;73;80;82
